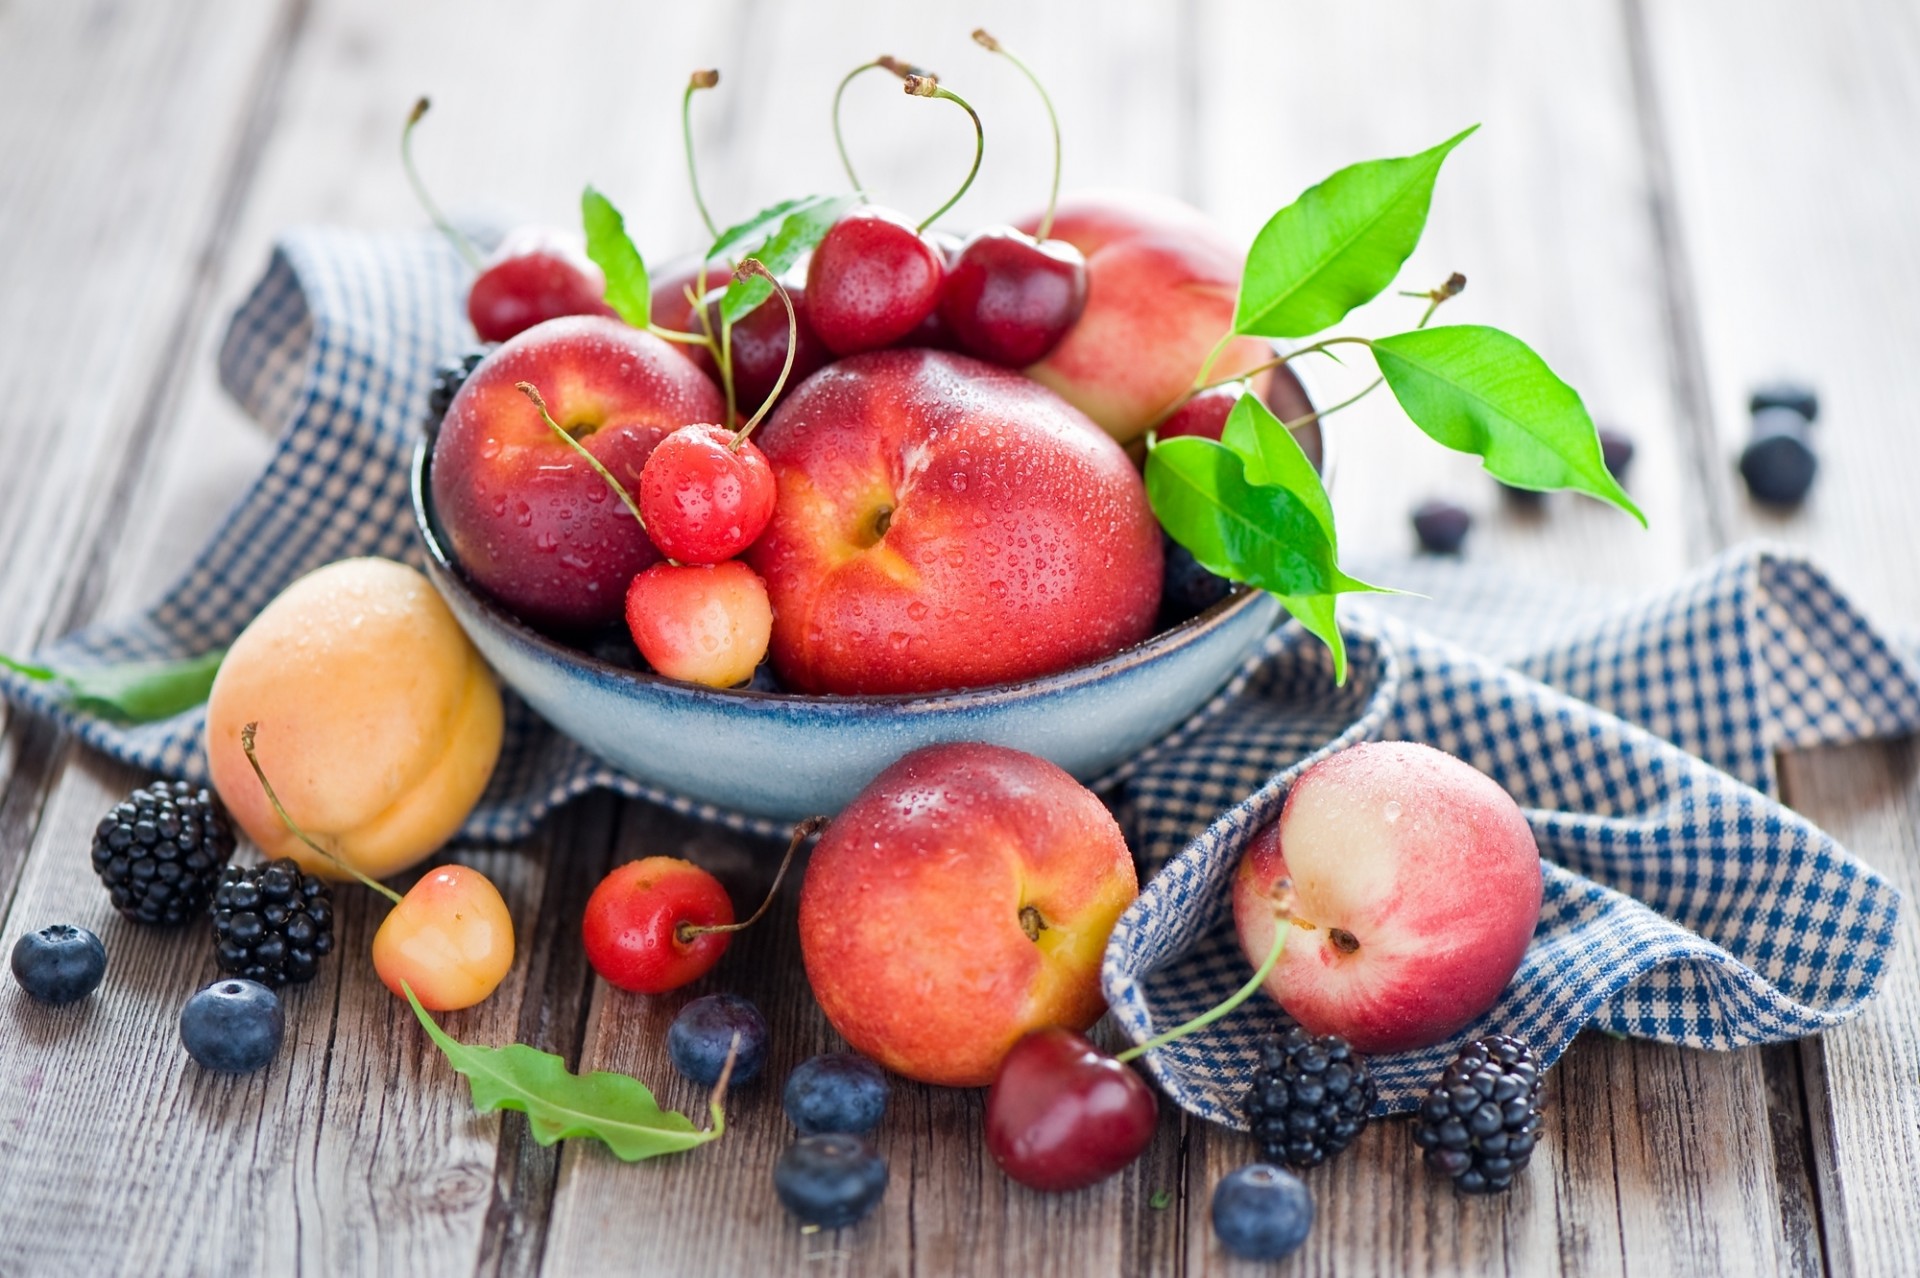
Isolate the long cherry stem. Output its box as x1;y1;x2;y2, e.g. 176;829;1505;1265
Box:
682;70;723;243
677;817;828;944
1115;886;1296;1065
240;722;405;905
727;260;797;450
401;98;483;274
515;381;648;531
904;76;983;232
972;30;1061;240
832;57;926;195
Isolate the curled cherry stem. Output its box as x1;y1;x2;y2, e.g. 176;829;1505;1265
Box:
973;30;1062;239
904;76;984;233
239;722;405;905
515;381;648;531
727;259;797;449
682;69;724;243
1115;887;1296;1064
677;816;829;944
401;98;483;274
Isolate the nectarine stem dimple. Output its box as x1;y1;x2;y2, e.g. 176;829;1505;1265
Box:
682;70;723;243
971;31;1062;240
515;381;648;531
678;815;828;944
1019;905;1047;942
1113;894;1293;1065
1329;928;1360;954
400;97;484;274
238;721;405;906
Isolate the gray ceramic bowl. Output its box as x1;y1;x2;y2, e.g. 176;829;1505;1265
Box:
411;441;1281;822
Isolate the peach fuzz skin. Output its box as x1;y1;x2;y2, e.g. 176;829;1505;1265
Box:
798;743;1139;1087
1232;741;1543;1054
1019;190;1270;444
205;558;503;882
744;349;1163;695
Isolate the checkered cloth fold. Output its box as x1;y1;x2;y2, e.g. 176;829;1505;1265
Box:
2;229;1911;1120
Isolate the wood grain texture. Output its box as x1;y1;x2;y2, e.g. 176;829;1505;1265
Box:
2;0;1917;1275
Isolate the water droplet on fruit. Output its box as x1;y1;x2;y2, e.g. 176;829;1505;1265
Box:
513;501;533;527
478;438;501;460
949;472;968;492
1382;800;1402;824
492;495;508;517
888;632;909;651
906;601;928;622
945;547;966;568
534;531;558;552
586;485;607;504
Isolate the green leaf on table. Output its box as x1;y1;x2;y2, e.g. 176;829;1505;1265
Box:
1234;125;1477;339
1372;324;1646;523
405;985;724;1161
581;186;650;328
1145;434;1383;683
0;649;224;721
716;194;855;324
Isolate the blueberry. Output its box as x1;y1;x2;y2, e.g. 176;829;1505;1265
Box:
1749;381;1819;424
1161;534;1233;620
784;1053;890;1136
1739;411;1818;507
10;924;107;1005
773;1134;888;1228
1598;426;1636;482
668;993;768;1086
1411;499;1472;555
1210;1163;1314;1261
179;979;284;1074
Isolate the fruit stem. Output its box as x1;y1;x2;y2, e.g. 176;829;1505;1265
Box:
904;76;984;233
704;1032;741;1136
727;259;797;449
972;30;1061;239
515;381;648;531
678;816;828;944
832;56;926;195
239;722;405;905
401;98;484;274
1114;894;1293;1065
682;70;723;243
1190;330;1236;392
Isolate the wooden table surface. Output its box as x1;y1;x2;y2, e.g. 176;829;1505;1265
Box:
3;1;1917;1274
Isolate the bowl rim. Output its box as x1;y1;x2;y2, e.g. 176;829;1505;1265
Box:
409;438;1277;714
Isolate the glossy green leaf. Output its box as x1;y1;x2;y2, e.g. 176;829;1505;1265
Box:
704;194;831;261
0;650;223;721
581;186;650;328
1145;435;1381;683
717;194;855;324
1372;324;1645;523
1235;126;1476;338
406;985;724;1161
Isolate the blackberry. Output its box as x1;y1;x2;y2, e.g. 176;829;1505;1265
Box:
423;349;488;440
90;779;236;926
1411;1033;1545;1194
1243;1023;1376;1169
210;858;335;988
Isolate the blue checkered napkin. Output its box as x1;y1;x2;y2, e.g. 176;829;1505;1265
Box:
1103;550;1919;1120
0;228;793;843
1;230;1914;1126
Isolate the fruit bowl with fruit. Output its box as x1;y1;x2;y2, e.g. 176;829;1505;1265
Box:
402;37;1636;823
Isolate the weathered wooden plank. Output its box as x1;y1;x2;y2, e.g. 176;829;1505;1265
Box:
1637;3;1920;1274
1177;2;1816;1275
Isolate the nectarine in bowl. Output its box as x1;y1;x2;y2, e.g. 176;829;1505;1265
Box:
411;440;1282;822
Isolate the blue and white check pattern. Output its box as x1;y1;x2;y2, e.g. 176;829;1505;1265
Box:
1;229;1911;1122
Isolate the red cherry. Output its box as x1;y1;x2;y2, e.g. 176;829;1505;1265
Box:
626;559;773;688
985;1028;1159;1192
937;228;1088;367
468;227;617;343
805;206;945;356
727;283;833;411
638;424;778;564
582;856;735;994
1157;385;1243;442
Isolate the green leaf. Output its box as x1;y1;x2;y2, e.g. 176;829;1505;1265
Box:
0;650;224;721
581;186;650;328
1145;435;1382;683
716;194;855;324
1372;325;1646;524
1235;126;1477;338
704;194;834;261
405;985;724;1161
